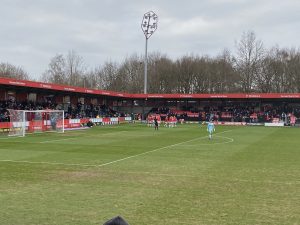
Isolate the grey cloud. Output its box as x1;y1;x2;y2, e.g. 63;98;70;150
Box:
0;0;299;79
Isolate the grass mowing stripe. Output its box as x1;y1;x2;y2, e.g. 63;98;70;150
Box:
39;130;129;143
91;169;300;184
0;129;233;168
1;125;299;225
0;159;95;167
39;137;79;143
180;135;234;146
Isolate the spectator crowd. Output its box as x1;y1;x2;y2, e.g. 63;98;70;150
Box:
0;99;119;122
149;103;300;125
1;99;300;125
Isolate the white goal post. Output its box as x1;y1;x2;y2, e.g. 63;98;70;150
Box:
7;109;64;137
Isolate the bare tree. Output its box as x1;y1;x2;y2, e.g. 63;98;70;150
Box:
286;48;300;92
41;54;67;84
147;53;175;93
190;56;210;93
234;31;265;92
256;47;282;93
94;61;120;91
84;68;100;89
118;54;144;93
0;62;29;80
38;32;300;94
66;50;86;86
42;51;86;86
153;56;175;93
214;49;239;93
174;55;198;93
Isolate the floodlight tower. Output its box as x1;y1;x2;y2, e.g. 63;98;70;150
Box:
141;11;158;94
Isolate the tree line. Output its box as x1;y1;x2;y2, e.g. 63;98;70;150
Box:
1;31;300;94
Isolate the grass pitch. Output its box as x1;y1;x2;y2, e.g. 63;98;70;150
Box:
0;124;299;225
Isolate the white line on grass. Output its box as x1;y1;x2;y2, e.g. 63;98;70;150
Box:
214;135;234;144
95;130;234;167
39;137;80;143
0;129;233;168
0;132;125;144
0;159;99;167
181;135;234;146
2;159;297;185
0;130;128;143
0;136;25;140
39;130;128;143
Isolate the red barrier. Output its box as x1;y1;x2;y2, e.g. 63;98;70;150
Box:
0;122;10;129
0;117;130;129
118;117;125;122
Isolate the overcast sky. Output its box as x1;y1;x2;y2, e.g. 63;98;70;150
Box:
1;0;299;80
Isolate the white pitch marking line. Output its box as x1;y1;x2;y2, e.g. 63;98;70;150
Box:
0;159;299;185
0;130;84;140
88;130;234;168
40;137;79;143
0;129;233;168
181;135;234;146
0;159;97;167
39;130;128;143
0;136;24;140
214;135;234;144
0;130;127;143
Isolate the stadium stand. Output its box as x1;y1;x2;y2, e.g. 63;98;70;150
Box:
1;77;300;128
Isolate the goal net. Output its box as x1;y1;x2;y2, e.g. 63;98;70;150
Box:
7;109;64;137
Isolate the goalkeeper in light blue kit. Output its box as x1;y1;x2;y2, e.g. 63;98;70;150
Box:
207;120;215;140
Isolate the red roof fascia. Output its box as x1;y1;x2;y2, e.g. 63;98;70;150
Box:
0;77;130;98
1;77;300;99
131;93;300;99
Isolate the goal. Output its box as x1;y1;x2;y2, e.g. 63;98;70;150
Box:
7;109;64;137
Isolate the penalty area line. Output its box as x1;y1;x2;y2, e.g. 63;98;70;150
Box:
83;129;234;168
181;135;234;146
39;130;128;143
0;159;96;167
0;129;233;168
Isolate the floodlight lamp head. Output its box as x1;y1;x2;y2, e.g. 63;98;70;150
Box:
141;11;158;39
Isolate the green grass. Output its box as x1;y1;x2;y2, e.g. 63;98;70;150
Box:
0;124;299;225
